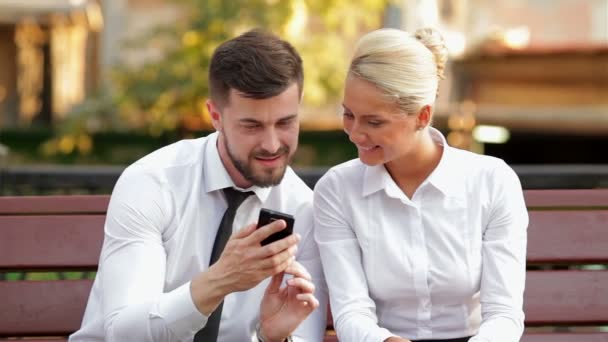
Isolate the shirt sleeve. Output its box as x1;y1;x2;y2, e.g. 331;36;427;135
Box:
291;199;329;342
100;166;207;341
313;171;395;342
470;161;529;342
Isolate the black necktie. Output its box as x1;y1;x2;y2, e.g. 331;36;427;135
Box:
194;188;253;342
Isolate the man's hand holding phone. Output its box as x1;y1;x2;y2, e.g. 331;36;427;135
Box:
191;208;318;341
191;216;299;316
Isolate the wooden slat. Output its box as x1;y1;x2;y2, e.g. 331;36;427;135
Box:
524;271;608;325
528;211;608;263
0;195;110;215
525;189;608;208
3;274;608;338
521;333;608;342
10;190;605;212
0;215;105;270
0;280;93;336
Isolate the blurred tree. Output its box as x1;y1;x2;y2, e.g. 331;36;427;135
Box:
45;0;389;156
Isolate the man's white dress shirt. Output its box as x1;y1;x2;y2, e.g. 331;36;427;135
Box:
69;132;327;342
314;128;528;342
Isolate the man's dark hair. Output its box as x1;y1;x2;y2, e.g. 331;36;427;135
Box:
209;29;303;108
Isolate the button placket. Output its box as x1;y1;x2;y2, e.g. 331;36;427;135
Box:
415;190;433;337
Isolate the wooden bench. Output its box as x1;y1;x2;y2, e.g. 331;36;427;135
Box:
1;190;608;341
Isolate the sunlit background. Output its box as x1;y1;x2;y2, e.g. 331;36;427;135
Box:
0;0;607;166
1;3;607;338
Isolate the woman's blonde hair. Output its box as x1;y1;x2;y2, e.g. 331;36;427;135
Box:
348;27;448;114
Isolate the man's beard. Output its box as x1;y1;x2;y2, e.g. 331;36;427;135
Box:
225;137;292;188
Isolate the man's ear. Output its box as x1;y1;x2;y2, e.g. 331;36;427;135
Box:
207;100;222;132
416;105;432;129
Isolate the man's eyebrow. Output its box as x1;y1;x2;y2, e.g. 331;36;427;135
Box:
277;114;298;122
238;118;262;125
238;114;298;125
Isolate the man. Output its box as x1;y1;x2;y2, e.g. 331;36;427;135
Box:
70;30;328;342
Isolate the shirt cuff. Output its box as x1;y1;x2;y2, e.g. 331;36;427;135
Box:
154;281;208;337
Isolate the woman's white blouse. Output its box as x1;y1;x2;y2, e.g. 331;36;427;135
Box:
313;128;528;342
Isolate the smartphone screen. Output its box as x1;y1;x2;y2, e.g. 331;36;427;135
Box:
257;208;295;246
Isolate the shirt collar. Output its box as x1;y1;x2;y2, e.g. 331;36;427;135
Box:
424;127;464;198
203;132;271;202
361;127;463;199
362;163;390;197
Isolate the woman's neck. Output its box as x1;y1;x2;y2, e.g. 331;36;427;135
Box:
384;131;443;198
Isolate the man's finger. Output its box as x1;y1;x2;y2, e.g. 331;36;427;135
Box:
295;293;319;309
287;277;315;294
232;223;257;239
261;255;295;276
256;245;297;270
258;233;300;258
250;240;298;265
265;272;285;295
247;219;288;244
284;260;311;281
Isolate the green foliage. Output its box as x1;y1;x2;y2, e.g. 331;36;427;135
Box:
63;0;389;138
33;0;392;161
1;272;97;281
1;128;355;166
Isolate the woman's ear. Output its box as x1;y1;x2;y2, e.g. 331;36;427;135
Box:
416;105;432;130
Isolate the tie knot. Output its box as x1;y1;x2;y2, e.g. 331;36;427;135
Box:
223;187;253;210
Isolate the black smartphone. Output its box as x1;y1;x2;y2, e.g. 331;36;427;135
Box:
256;208;295;246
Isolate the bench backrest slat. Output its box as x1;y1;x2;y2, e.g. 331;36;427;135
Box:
0;215;105;270
2;194;606;269
528;210;608;264
3;272;607;336
0;195;110;215
0;280;93;336
524;189;608;208
524;271;608;325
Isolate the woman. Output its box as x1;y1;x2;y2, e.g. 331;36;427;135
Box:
313;28;528;342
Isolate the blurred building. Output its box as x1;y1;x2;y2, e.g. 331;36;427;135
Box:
100;0;183;70
399;0;608;163
0;0;103;127
0;0;182;128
